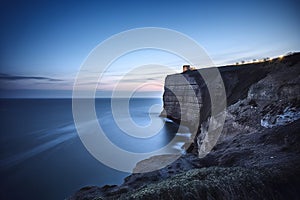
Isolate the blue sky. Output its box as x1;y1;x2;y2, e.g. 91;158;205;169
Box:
0;0;299;98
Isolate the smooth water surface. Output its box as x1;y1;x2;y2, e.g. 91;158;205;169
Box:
0;98;189;200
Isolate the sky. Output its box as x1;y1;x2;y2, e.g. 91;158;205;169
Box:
0;0;299;98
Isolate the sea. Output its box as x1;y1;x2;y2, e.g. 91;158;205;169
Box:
0;98;190;200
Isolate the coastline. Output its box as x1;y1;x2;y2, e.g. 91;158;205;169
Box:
69;53;300;200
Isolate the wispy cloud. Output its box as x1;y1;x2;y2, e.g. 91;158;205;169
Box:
0;73;63;82
0;73;74;90
0;66;175;93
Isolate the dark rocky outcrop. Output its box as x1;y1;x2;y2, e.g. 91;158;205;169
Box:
161;53;300;154
69;53;300;200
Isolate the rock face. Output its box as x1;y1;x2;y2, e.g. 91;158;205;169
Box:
69;53;300;200
161;53;300;154
161;72;202;124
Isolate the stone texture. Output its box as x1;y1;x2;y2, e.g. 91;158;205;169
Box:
161;53;300;154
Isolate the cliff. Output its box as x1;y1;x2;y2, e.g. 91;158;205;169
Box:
69;53;300;200
161;53;300;154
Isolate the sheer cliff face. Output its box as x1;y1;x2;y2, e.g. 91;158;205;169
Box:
161;53;300;155
161;69;224;155
162;72;202;125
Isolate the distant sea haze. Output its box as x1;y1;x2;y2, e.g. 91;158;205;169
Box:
0;98;189;200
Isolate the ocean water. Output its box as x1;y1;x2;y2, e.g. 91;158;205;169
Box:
0;98;189;200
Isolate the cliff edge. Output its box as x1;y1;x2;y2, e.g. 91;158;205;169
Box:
69;53;300;200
